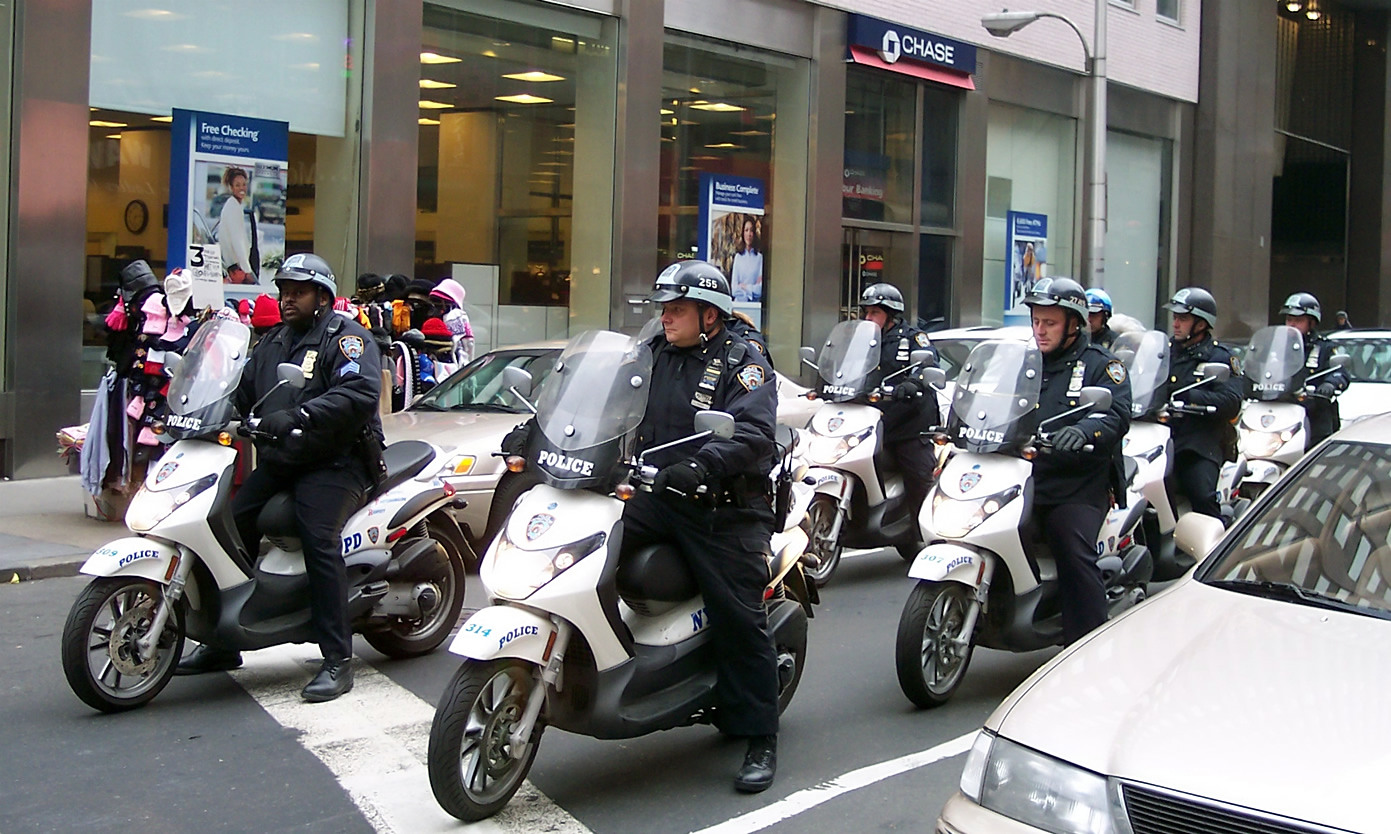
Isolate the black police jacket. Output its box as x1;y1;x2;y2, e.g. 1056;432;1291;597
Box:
1300;331;1349;442
871;319;941;443
236;310;384;470
638;327;777;492
1093;325;1118;351
1031;332;1132;506
1165;334;1243;464
726;316;773;370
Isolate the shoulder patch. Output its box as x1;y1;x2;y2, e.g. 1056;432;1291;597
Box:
1105;359;1127;384
1229;356;1241;375
914;332;931;347
339;335;365;361
737;364;766;392
750;339;765;355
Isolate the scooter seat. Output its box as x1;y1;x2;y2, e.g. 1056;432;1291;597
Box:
774;424;798;455
376;440;436;495
617;543;698;603
257;492;299;538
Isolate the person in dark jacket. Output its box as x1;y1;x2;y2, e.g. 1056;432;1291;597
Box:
1161;287;1243;519
857;283;940;522
1280;292;1350;445
1026;277;1132;645
176;253;384;703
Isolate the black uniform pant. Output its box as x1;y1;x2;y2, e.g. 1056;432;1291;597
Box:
1170;450;1221;520
1307;401;1339;447
1033;501;1108;645
889;435;938;525
233;462;370;661
622;490;780;738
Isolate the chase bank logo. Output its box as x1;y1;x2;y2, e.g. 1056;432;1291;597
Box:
879;29;901;63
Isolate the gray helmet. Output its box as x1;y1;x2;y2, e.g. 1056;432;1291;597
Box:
1024;276;1088;319
1163;287;1218;327
1279;291;1322;323
274;253;338;297
859;283;905;314
648;260;733;316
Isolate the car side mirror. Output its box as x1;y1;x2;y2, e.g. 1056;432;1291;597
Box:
1175;512;1226;562
502;366;533;399
276;362;307;389
1078;386;1113;412
694;410;735;440
920;367;947;390
1199;362;1232;382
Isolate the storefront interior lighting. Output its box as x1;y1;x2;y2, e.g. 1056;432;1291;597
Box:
420;52;461;64
123;9;179;20
419;100;452;109
1306;0;1322;19
496;93;554;104
90;120;128;128
106;134;122;140
544;149;573;155
151;116;172;123
730;130;768;136
704;142;741;149
503;71;565;82
1285;0;1302;10
419;79;456;89
418;117;441;125
661;108;674;115
690;102;744;112
538;161;567;167
481;50;498;58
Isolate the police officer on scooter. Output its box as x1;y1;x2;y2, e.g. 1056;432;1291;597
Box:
1026;277;1132;645
858;283;941;523
1162;287;1243;520
625;260;783;792
1279;292;1349;445
1086;288;1120;350
176;253;385;703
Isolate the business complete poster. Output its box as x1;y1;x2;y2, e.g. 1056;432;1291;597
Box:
697;173;766;329
1004;211;1047;325
168;109;289;303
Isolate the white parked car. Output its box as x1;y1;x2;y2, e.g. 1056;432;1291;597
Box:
1324;328;1391;427
937;412;1391;834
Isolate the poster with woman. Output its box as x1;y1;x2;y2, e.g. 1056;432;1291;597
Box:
697;173;766;327
1004;211;1048;324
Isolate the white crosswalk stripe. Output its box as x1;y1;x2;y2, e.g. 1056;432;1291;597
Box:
229;644;591;834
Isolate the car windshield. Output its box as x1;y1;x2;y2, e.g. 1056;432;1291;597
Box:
1202;441;1391;618
166;318;251;415
1328;337;1391;383
534;330;652;451
816;319;880;398
1244;325;1306;400
411;348;558;413
1113;330;1170;417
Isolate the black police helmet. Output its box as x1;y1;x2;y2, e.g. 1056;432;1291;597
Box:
1163;287;1218;327
1278;292;1322;323
859;283;905;314
1024;277;1088;319
648;260;733;316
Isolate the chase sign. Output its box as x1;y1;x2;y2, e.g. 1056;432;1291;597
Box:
847;14;976;76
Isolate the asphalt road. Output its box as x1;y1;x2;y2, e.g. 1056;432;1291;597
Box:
1;550;1059;834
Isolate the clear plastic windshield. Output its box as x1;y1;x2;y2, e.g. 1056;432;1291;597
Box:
1112;330;1170;416
816;320;881;397
166;318;252;415
1244;325;1306;400
948;340;1042;450
534;330;652;451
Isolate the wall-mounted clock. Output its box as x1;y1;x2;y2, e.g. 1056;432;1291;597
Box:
124;199;149;234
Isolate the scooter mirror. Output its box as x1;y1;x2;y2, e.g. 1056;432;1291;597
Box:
920;366;947;390
164;354;183;378
909;348;934;368
1077;385;1113;412
798;346;819;371
503;366;534;399
276;362;308;389
694;410;735;440
1198;362;1231;382
1175;511;1226;561
1330;352;1353;370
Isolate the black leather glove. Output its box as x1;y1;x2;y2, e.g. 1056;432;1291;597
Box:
259;408;301;440
652;458;708;498
1051;425;1089;453
500;423;531;456
1315;382;1338;398
892;378;923;401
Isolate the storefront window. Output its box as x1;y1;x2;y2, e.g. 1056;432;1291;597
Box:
983;103;1077;325
920;85;958;229
844;69;915;224
417;0;616;346
1107;131;1171;327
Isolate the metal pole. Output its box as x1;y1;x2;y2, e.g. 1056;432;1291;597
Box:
1087;0;1108;288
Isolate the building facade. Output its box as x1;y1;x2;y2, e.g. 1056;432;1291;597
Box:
4;0;1360;480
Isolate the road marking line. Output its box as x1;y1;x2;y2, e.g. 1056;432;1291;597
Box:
230;644;591;834
688;731;975;834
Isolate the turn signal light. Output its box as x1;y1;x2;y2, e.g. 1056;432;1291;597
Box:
868;392;882;403
1020;445;1038;461
151;423;166;435
505;455;527;473
932;432;952;446
805;391;818;400
217;432;234;446
615;483;636;500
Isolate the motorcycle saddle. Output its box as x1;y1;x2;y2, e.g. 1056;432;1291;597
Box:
376;440;436;495
617;543;698;603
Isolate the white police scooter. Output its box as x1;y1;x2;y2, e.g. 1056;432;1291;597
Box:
426;329;815;822
61;317;471;713
894;338;1152;708
792;319;937;586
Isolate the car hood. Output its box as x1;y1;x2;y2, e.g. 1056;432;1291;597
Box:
381;409;521;452
1338;382;1390;426
990;579;1391;831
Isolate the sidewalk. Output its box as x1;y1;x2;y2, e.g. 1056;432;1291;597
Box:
0;476;119;581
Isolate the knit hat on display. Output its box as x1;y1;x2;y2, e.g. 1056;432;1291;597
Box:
119;259;160;301
421;317;452;339
141;292;170;335
429;278;466;309
251;293;281;328
163;268;193;316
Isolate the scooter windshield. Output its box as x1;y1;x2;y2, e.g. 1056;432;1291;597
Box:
1113;330;1170;417
1244;325;1306;400
816;320;880;401
165;318;252;424
947;340;1042;453
534;330;653;452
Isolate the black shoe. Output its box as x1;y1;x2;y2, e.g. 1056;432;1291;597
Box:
734;734;777;793
301;657;353;702
175;645;243;676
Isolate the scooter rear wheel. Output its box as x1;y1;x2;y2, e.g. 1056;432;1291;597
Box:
61;577;185;713
428;659;542;822
802;496;844;588
894;581;975;709
363;528;466;658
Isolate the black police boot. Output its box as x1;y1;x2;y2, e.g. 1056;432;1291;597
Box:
175;645;243;676
301;657;353;702
734;734;777;793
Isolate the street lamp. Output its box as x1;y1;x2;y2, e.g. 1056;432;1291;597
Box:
981;5;1108;289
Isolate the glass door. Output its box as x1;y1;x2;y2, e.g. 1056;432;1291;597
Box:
841;228;914;321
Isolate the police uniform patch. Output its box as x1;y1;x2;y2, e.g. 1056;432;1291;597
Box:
1229;356;1241;375
1106;360;1128;384
339;335;365;361
914;332;931;348
750;340;765;354
737;365;765;391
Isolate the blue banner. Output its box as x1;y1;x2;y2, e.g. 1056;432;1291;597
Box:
697;173;767;326
1004;211;1048;325
846;14;976;74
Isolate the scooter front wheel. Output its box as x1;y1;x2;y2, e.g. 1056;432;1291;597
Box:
428;659;543;822
61;577;185;713
802;495;844;588
894;581;975;709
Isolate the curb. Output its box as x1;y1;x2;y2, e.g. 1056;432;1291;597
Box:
5;556;87;583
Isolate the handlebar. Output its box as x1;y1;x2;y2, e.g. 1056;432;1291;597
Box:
635;463;709;498
1169;400;1217;415
237;418;303;442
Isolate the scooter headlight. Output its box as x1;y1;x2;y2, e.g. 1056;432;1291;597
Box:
928;485;1021;538
126;474;220;532
806;426;873;465
1239;429;1294;459
484;530;606;600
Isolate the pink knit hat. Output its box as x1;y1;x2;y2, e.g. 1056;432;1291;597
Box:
429;279;466;309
